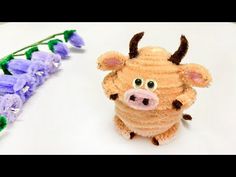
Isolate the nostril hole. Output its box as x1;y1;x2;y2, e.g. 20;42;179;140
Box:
142;98;149;105
130;95;136;101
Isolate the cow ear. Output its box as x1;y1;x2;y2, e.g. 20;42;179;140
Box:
97;51;127;71
180;64;212;87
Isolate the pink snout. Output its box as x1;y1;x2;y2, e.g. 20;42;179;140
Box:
124;89;159;111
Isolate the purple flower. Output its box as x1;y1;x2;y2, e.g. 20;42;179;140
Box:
16;74;37;102
0;94;23;123
31;51;61;74
0;74;36;103
68;32;85;48
7;59;49;86
53;42;69;59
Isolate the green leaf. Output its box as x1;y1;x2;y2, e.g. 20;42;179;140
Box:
0;54;14;75
0;115;7;132
25;46;39;59
64;30;76;42
48;39;63;52
3;54;14;62
2;68;12;75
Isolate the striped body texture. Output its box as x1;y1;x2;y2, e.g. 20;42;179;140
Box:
114;47;186;137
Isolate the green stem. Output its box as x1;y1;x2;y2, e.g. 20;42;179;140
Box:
13;53;25;57
12;32;63;55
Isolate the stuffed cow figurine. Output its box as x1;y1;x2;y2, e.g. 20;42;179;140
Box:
97;32;212;146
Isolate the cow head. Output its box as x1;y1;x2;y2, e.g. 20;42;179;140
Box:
97;32;211;111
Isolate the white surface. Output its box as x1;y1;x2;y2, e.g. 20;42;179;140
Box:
0;22;235;154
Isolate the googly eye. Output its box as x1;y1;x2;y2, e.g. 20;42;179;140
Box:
132;78;144;88
145;79;157;91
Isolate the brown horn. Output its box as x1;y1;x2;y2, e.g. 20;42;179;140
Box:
129;32;144;59
168;35;188;65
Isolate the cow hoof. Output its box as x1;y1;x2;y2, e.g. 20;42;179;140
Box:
152;137;160;146
183;114;192;120
130;132;136;139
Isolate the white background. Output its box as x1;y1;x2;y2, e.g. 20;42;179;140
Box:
0;22;235;154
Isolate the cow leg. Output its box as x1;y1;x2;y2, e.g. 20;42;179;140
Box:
151;123;180;146
114;116;136;140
